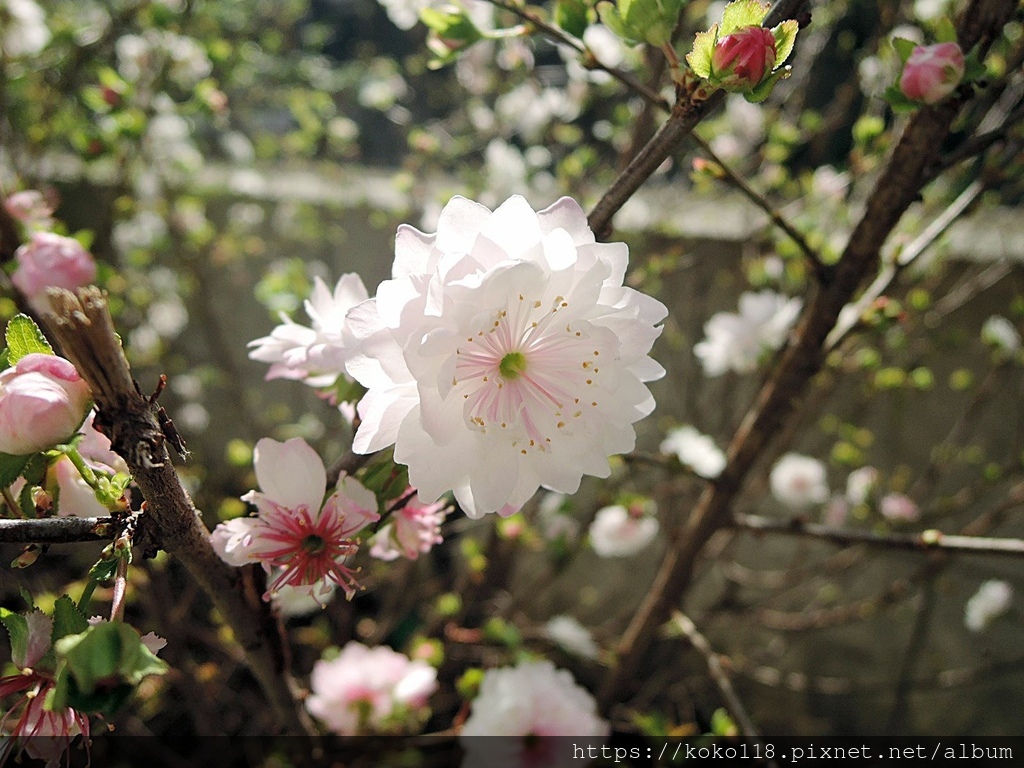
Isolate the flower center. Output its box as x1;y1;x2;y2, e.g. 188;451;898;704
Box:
498;351;527;380
302;534;327;554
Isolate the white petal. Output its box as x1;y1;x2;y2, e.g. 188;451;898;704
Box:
253;437;326;510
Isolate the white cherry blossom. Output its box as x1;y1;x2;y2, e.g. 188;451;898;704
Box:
964;580;1013;633
769;453;829;509
588;504;659;557
660;425;726;478
695;290;801;377
346;195;666;518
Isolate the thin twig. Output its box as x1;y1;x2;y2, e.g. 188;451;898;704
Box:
731;513;1024;558
671;612;766;743
0;516;116;543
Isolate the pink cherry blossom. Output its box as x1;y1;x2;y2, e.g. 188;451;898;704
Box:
11;232;97;313
210;437;380;599
369;491;447;561
305;642;438;735
879;492;920;523
899;42;965;105
345;195;666;518
0;353;92;456
769;453;829;509
4;190;55;228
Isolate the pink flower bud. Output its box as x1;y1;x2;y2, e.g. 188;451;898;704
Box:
711;26;777;88
0;353;92;455
11;232;97;312
899;42;965;105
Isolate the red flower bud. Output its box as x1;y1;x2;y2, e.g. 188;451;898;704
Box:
711;25;777;88
899;42;965;105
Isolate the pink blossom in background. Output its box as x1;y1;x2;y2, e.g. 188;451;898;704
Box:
899;42;965;104
11;232;97;312
210;437;379;599
345;195;666;518
711;26;777;88
305;642;437;735
4;189;55;228
769;453;829;509
879;492;920;523
248;273;368;388
369;491;447;561
588;503;659;557
0;353;92;455
461;659;608;738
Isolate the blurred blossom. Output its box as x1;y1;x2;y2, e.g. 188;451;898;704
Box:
369;492;447;561
981;315;1020;353
858;55;891;98
306;642;437;735
845;466;879;506
1;0;51;57
544;615;599;660
461;659;608;739
221;131;256;163
176;402;210;433
900;42;965;105
913;0;947;21
358;65;408;110
248;273;369;389
878;492;919;523
964;580;1013;633
11;232;97;313
770;453;829;509
128;325;162;362
695;290;801;377
822;494;849;526
146;109;202;173
228;202;266;230
810;165;849;200
536;492;580;542
496;83;581;142
49;455;107;518
589;504;659;557
345;196;666;518
4;189;55;229
660;425;726;479
561;25;627;84
148;298;189;338
115;30;211;86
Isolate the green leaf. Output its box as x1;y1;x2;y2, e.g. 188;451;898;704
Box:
0;451;32;487
771;19;799;69
0;348;8;368
719;0;769;36
55;622;168;715
555;0;590;39
18;480;37;518
934;16;957;43
882;84;919;112
0;608;29;667
891;37;918;64
686;27;717;78
52;594;90;643
5;314;54;364
744;65;789;101
597;3;636;44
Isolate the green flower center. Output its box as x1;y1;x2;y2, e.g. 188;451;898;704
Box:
302;534;327;554
498;351;528;380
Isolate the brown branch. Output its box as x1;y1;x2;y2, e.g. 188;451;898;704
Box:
41;286;315;736
586;0;811;239
0;516;116;543
731;514;1024;558
597;0;1020;710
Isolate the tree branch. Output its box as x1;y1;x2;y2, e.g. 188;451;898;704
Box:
41;286;315;736
731;513;1024;558
0;516;116;544
597;0;1020;710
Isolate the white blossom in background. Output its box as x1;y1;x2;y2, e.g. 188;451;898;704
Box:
769;453;829;509
964;580;1013;633
879;492;919;523
535;492;580;542
544;615;600;660
306;642;438;735
249;273;369;388
210;437;379;599
660;425;726;479
694;290;801;377
981;315;1021;353
822;494;849;526
845;466;879;506
345;195;667;518
495;82;582;143
461;659;608;737
711;95;767;160
145;106;202;173
1;0;51;57
588;504;659;557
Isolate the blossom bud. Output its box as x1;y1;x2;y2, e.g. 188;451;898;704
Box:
11;232;97;312
899;42;965;105
4;190;54;228
0;353;92;455
711;26;777;89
